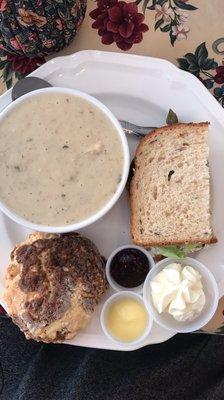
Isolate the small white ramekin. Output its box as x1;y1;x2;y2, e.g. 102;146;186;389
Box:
143;257;219;333
106;245;155;294
100;291;153;347
0;87;130;233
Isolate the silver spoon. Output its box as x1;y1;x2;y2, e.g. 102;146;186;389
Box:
12;78;157;138
119;120;156;138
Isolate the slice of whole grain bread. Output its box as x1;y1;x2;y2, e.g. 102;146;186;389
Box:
130;122;217;247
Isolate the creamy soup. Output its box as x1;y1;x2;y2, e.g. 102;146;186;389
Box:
0;93;124;226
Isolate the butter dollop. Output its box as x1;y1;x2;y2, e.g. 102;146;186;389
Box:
150;263;205;322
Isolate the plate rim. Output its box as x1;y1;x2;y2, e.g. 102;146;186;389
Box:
0;49;224;350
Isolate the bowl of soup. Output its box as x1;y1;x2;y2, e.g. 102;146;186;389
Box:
0;87;130;232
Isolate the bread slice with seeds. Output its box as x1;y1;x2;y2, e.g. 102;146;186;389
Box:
130;122;217;247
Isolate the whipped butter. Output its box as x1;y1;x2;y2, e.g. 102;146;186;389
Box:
150;263;205;322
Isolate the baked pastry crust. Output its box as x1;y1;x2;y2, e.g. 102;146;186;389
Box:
4;232;107;343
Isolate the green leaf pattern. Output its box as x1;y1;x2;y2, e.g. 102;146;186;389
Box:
177;41;224;104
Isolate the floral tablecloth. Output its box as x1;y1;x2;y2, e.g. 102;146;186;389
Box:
0;0;224;333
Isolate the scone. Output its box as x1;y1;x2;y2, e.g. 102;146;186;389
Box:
4;232;107;343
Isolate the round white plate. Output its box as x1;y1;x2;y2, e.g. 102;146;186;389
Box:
0;50;224;350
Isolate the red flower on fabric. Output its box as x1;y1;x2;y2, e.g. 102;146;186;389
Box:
43;39;55;49
0;0;7;12
28;32;38;41
90;0;149;51
214;66;224;84
55;18;63;31
0;305;6;315
10;38;23;51
6;54;45;75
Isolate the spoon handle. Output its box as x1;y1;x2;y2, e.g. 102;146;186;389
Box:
12;78;158;139
119;120;157;138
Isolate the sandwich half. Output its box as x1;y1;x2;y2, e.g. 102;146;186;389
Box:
130;122;217;253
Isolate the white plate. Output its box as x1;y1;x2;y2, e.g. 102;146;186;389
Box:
0;50;224;351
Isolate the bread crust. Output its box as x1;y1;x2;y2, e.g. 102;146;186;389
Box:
132;236;218;248
130;122;217;247
135;122;210;158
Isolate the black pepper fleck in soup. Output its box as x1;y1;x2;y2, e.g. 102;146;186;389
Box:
0;92;124;226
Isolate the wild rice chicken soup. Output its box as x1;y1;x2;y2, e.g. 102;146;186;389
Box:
0;92;124;226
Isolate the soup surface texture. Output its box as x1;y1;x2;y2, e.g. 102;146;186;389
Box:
0;93;124;226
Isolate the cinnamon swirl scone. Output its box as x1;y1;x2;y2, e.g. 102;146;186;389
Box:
4;232;107;343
